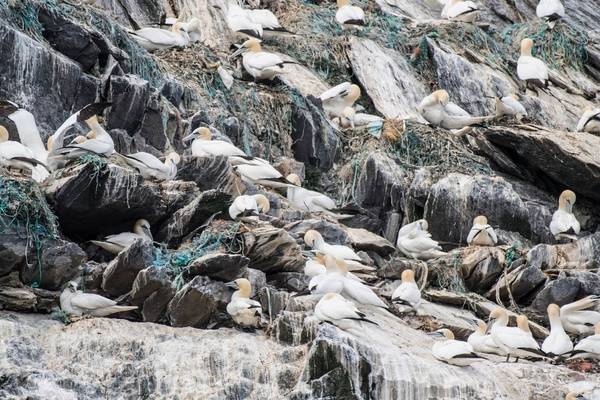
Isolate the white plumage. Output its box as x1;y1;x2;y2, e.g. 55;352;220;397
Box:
467;216;498;246
304;230;361;262
227;5;263;39
319;82;361;120
226;278;262;328
431;329;480;366
391;269;421;310
575;108;600;133
396;219;445;260
60;281;137;317
572;323;600;360
231;157;292;189
517;38;549;87
443;0;479;22
305;258;327;278
123;152;180;181
314;293;377;330
286;174;346;216
183;127;247;158
550;190;580;239
419;90;491;129
243;52;285;80
496;96;528;118
542;304;573;356
536;0;565;28
54;115;115;161
90;219;153;255
228;194;270;220
489;309;544;361
560;296;600;335
0;127;47;176
129;24;189;52
335;1;365;29
468;320;505;355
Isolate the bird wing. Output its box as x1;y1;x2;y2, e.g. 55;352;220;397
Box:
502;97;527;116
398;235;442;253
235;162;282;180
517;57;549;81
466;225;483;244
103;232;141;247
245;52;284;70
7;109;47;159
561;296;599;314
574;335;600;353
576;108;600;132
124;152;165;170
336;5;365;24
342;278;388;308
131;28;179;46
563;310;600;326
550;210;580;236
326;244;361;261
67;139;113;156
229;195;258;219
485;225;498;244
313;275;344;294
317;296;364;321
494;326;540;350
0;141;36;160
392;282;421;307
247;9;281;29
444;102;471;117
305;192;337;211
319;82;352;102
435;340;475;360
71;292;117;311
536;0;565;18
447;1;478;18
397;221;419;238
194;140;246;157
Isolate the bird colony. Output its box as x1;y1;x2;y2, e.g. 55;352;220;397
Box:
1;0;600;398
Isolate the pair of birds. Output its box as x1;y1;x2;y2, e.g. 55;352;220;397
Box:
129;18;202;52
221;0;289;41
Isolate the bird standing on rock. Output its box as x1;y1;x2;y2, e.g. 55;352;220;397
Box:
560;296;600;336
183;127;247;158
129;22;191;52
319;82;361;121
391;269;421;311
396;219;445;260
229;194;270;221
467;319;505;355
517;38;549;90
542;303;573;357
60;281;137;317
0;125;48;177
488;308;545;362
419;90;493;130
90;219;153;255
495;95;528;119
335;0;365;30
571;322;600;360
231;38;287;81
314;292;378;330
226;278;263;329
550;190;580;240
467;215;497;246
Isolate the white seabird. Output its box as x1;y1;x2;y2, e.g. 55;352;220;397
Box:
318;82;361;120
335;0;365;30
221;1;290;40
90;219;153;255
391;269;421;311
571;322;600;360
396;219;445;260
560;296;600;336
536;0;565;28
226;278;263;328
60;281;137;317
517;38;549;89
53;114;115;160
286;174;352;218
123;151;180;181
419;90;492;129
542;303;573;357
129;22;190;52
430;329;481;366
0;125;48;176
304;253;327;278
443;0;479;23
179;17;202;42
304;230;361;263
182;127;247;158
467;319;505;355
228;194;270;220
488;308;545;362
467;215;498;246
231;157;293;189
549;190;580;240
314;292;377;330
495;95;528;119
231;38;286;81
575;107;600;134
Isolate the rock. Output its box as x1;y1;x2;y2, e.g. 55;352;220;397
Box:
96;0;165;29
345;227;395;257
142;285;177;323
244;268;267;298
268;273;309;292
130;266;175;322
20;239;87;291
259;287;290;319
531;277;582;312
290;95;340;172
571;271;600;297
0;234;27;277
284;219;348;244
487;263;548;304
349;37;426;121
101;239;154;297
155;190;231;246
0;272;57;313
78;261;106;292
527;233;600;270
377;256;425;280
167;276;228;328
242;226;305;273
460;247;506;293
176;155;242;193
273;158;305;181
187;253;249;282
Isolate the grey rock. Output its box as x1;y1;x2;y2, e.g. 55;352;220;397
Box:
377;257;425;280
78;261;106;292
461;248;505;294
96;0;165;29
570;271;600;297
0;272;57;313
142;285;176;323
187;253;249;282
284;219;348;244
532;277;581;312
176;155;242;193
167;276;229;328
0;234;27;277
345;228;395;257
101;239;154;297
242;226;305;273
244;268;267;298
268;273;309;293
130;266;172;305
259;287;290;320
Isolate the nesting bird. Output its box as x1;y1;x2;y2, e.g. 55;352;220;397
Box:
549;190;580;240
286;174;349;218
335;0;365;30
0;125;48;177
232;157;294;189
467;216;497;246
560;296;600;335
90;219;153;255
430;329;480;366
129;22;192;52
571;322;600;360
226;278;263;329
183;127;247;158
232;38;286;81
60;281;137;317
396;219;445;260
467;320;505;355
391;269;421;311
304;230;361;263
575;107;600;134
319;83;361;120
223;1;289;40
228;194;270;221
123;152;180;181
536;0;565;29
488;308;545;362
53;114;115;160
517;38;549;89
542;303;573;357
442;0;480;23
419;90;492;129
495;95;528;119
314;293;377;330
179;18;202;42
304;253;327;278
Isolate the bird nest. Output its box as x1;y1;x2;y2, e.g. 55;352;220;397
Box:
428;254;467;293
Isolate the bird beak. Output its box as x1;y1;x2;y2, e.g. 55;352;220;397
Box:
212;4;222;10
231;47;246;59
225;281;238;289
427;331;444;338
143;226;153;241
182;133;196;144
485;319;493;334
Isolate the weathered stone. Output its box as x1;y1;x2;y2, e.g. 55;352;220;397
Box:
487;264;548;304
78;261;106;292
345;227;395;257
130;266;172;305
268;272;309;292
531;277;582;312
176;155;243;193
167;276;228;328
142;285;176;323
377;257;425;280
284;219;348;244
461;247;506;293
101;239;154;297
527;233;600;270
259;287;290;320
0;234;27;277
242;226;305;273
0;272;58;313
187;253;249;282
244;268;267;298
96;0;165;30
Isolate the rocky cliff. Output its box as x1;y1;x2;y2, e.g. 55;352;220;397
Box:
1;0;600;399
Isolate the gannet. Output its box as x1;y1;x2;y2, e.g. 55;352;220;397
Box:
226;278;263;328
565;393;589;400
319;83;361;120
467;215;498;246
54;114;115;160
396;219;445;260
179;17;202;42
60;281;137;317
286;174;351;217
123;151;180;181
335;0;365;30
232;157;294;189
542;303;573;357
495;95;528;118
560;296;600;335
443;0;479;23
468;320;505;355
305;253;327;278
430;329;480;366
231;38;286;81
0;125;48;176
391;269;421;310
571;322;600;360
129;22;190;52
246;8;290;35
517;38;549;88
536;0;565;28
575;107;600;134
304;230;361;262
488;308;545;362
550;190;580;240
419;90;492;129
90;219;153;255
182;127;247;158
310;255;388;308
314;293;377;330
222;1;290;39
228;194;270;220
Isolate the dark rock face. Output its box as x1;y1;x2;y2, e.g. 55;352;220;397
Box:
0;272;58;313
0;234;27;277
242;226;305;273
101;239;154;297
291;95;340;172
285;219;348;244
167;276;229;328
96;0;165;28
531;277;581;312
244;268;267;298
187;253;250;282
268;272;309;292
130;266;175;322
176;156;242;193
